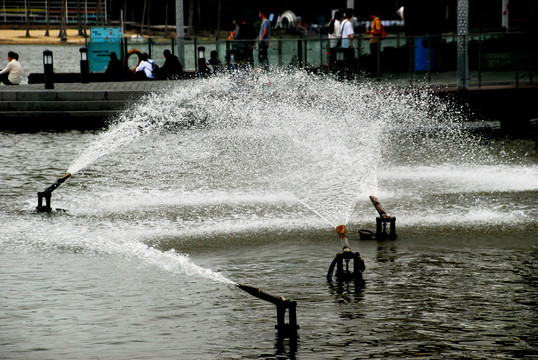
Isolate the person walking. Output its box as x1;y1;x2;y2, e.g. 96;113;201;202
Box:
258;9;271;70
0;51;22;85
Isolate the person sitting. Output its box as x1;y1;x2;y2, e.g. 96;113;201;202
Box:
104;52;127;81
0;51;22;85
155;49;183;80
207;50;222;75
135;53;157;80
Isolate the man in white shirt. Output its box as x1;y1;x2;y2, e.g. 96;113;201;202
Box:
340;9;354;49
0;51;22;85
340;8;355;79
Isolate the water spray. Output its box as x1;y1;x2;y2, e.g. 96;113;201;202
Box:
236;283;299;339
327;225;365;282
36;173;71;212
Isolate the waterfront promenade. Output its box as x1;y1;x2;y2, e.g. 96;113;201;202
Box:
0;75;536;132
0;80;174;130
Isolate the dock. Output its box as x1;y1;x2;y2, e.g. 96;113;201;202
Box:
0;80;174;130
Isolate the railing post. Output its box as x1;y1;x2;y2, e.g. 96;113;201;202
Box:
478;34;482;87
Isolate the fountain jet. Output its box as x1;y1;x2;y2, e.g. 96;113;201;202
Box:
327;225;365;282
36;173;71;212
236;283;299;337
369;195;397;239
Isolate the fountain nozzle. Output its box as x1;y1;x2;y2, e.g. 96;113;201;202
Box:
36;173;71;212
336;225;351;253
327;225;365;282
236;283;299;337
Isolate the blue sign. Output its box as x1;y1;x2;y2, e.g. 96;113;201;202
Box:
88;42;122;72
88;27;123;72
90;27;123;42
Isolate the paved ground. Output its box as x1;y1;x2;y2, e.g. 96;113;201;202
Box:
0;80;174;92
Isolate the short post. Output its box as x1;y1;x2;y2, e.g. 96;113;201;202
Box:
79;47;90;83
197;46;207;77
43;49;54;89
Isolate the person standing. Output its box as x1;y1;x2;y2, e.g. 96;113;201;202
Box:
232;16;256;68
258;9;271;70
328;9;343;72
366;14;383;76
340;8;355;79
0;51;22;85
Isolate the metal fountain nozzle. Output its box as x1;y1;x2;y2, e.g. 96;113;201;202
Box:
336;224;351;253
236;283;299;337
36;172;72;212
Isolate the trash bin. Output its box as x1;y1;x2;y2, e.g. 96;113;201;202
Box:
414;37;434;71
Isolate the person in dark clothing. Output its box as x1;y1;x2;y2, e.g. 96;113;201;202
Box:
104;52;127;81
232;16;256;68
156;49;183;80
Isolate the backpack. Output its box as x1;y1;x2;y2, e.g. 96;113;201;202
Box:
380;22;386;38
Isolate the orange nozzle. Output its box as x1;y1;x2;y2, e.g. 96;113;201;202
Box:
336;225;346;238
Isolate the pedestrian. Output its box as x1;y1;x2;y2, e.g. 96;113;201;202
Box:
366;13;384;76
328;9;343;71
156;49;183;80
135;53;157;80
0;51;22;85
340;8;355;79
258;9;271;70
104;52;127;81
232;16;256;68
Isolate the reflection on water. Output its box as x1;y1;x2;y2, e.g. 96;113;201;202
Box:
0;70;537;359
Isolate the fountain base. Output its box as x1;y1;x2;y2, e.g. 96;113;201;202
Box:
35;173;71;213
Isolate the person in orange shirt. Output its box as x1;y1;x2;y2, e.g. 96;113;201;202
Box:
366;14;383;76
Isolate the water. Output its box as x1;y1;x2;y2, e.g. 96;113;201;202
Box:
1;70;537;359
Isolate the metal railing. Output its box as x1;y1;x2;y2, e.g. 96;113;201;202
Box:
119;31;536;87
1;0;106;24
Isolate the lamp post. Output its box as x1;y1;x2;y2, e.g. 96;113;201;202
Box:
79;47;89;83
43;49;54;89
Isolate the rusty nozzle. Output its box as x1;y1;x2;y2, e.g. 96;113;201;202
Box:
336;225;351;252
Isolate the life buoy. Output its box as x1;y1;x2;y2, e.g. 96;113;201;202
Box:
125;49;142;72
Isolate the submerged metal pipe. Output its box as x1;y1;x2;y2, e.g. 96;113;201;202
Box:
369;195;397;239
336;225;351;253
36;172;71;212
44;172;71;194
236;283;299;336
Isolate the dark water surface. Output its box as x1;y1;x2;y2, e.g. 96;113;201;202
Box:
1;73;537;359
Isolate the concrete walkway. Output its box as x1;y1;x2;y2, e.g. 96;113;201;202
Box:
0;80;180;130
